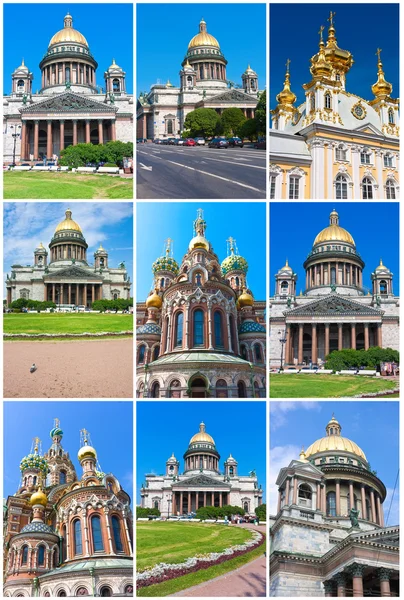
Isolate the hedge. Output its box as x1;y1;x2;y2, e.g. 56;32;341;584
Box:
91;298;133;311
9;299;56;310
59;141;133;168
196;505;245;520
325;347;399;371
137;507;161;518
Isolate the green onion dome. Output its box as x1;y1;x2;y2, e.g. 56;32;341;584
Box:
20;453;49;476
50;426;63;438
221;247;248;276
152;255;179;276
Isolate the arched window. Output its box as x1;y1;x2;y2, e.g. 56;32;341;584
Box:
193;309;204;347
65;67;71;83
216;379;228;398
388;108;394;124
164;317;169;352
169;379;181;398
380;280;387;295
243;501;249;512
310;94;315;112
150;381;160;398
254;344;263;362
214;311;223;348
111;515;123;552
91;515;104;552
113;79;120;92
76;588;89;596
335;145;347;161
331;267;336;284
229;466;234;476
360;150;371;165
154;500;159;510
195;273;202;285
335;174;348;199
138;345;146;364
327;491;336;516
237;380;247;398
280;281;288;294
167;120;173;134
174;312;183;347
21;545;28;565
324;92;331;109
38;545;45;566
241;345;248;361
152;346;160;361
298;483;312;508
229;314;237;353
254;381;260;398
289;176;299;199
362;177;373;199
33;476;37;485
100;587;112;597
386;180;396;199
17;79;25;91
58;591;67;597
59;470;66;485
74;520;82;555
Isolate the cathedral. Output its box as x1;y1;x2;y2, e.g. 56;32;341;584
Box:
136;18;261;140
270;414;399;596
270;12;400;199
140;421;263;516
5;208;131;307
136;209;266;398
3;420;133;597
4;12;133;163
270;209;399;368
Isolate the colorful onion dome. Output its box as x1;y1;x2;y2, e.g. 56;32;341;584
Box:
146;289;162;309
239;321;266;334
238;288;254;308
50;426;63;438
221;251;248;276
30;487;48;507
21;522;55;534
136;323;161;335
152;255;179;276
20;452;48;476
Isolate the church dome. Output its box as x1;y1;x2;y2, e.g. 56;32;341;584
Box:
49;13;89;47
30;487;48;507
152;254;179;276
20;451;48;476
188;19;220;49
190;422;215;445
55;209;82;233
221;247;248;275
238;288;254;308
189;235;210;252
50;426;63;438
78;444;97;461
313;210;355;246
146;290;162;309
375;259;390;272
305;415;367;461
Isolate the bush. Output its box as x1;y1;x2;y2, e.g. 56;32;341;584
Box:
59;141;133;168
255;504;266;521
91;298;133;312
184;108;221;138
137;507;160;518
9;299;56;311
196;505;245;520
103;163;118;168
325;347;399;370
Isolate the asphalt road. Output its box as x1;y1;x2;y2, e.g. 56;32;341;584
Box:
136;144;266;199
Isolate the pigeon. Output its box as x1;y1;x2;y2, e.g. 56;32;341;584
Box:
30;364;37;373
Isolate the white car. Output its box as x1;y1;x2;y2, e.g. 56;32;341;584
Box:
194;137;206;146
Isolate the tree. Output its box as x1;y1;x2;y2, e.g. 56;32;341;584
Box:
255;504;266;520
183;108;221;138
59;141;133;168
220;107;246;137
255;90;267;135
136;507;160;518
325;347;399;371
238;118;258;141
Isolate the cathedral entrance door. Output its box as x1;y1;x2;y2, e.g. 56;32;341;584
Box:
190;378;207;398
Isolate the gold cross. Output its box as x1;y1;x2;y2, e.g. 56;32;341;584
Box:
165;238;172;254
376;48;382;61
54;418;60;428
319;25;324;41
328;11;336;26
286;58;291;72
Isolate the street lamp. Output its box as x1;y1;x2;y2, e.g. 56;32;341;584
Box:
278;328;287;372
10;124;22;166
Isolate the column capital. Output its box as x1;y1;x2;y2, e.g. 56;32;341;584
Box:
98;118;104;124
72;119;78;124
348;562;366;577
59;119;65;124
47;119;52;124
336;571;347;586
323;580;334;594
85;119;91;124
34;119;40;125
377;567;393;581
338;322;343;329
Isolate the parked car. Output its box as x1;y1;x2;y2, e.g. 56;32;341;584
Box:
227;137;244;147
137;138;147;143
194;137;205;146
153;139;162;144
174;139;185;146
184;138;196;146
161;139;169;145
167;138;176;145
208;137;229;148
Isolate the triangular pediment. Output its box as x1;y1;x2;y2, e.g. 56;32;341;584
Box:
276;460;323;486
173;474;230;488
285;294;384;317
202;89;257;104
20;91;117;114
354;122;383;135
45;266;102;279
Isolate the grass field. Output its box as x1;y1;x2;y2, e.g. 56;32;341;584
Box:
4;313;133;335
4;171;133;199
137;522;264;596
270;374;398;398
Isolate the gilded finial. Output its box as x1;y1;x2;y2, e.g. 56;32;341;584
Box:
285;58;291;72
276;58;296;107
371;47;392;98
318;25;324;44
33;437;40;453
165;238;173;256
328;11;336;27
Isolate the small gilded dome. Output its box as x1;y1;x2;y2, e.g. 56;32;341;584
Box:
276;61;296;107
189;235;210;252
238;288;254;308
313;210;355;246
280;259;292;273
372;50;393;98
78;444;97;461
55;209;82;234
190;422;215;445
30;487;48;507
375;259;389;272
146;289;162;309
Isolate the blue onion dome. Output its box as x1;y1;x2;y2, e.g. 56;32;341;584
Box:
239;321;266;334
152;255;179;275
221;239;248;276
136;323;161;335
20;522;55;534
50;426;63;438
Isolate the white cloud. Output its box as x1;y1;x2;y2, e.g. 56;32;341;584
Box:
270;401;321;430
384;486;400;526
269;444;301;515
3;202;133;270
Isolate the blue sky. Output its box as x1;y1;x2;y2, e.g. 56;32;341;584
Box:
270;3;399;111
3;202;133;299
270;401;399;525
270;203;399;295
136;202;266;301
136;401;266;504
137;4;266;93
3;4;133;94
4;401;133;500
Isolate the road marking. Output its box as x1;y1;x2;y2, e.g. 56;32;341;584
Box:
201;157;265;170
139;162;153;171
165;160;265;194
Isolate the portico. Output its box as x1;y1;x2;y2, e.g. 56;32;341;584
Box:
44;280;103;307
173;488;230;514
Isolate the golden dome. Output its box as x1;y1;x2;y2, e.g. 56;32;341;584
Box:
375;259;389;272
305;435;367;461
189;235;209;252
55;209;82;233
310;32;333;78
146;289;162;309
190;422;215;445
276;60;296;107
318;13;354;75
78;445;97;461
109;59;121;70
30;487;48;507
371;49;393;98
313;210;355;246
188;19;220;49
238;288;254;308
281;259;292;272
50;28;88;46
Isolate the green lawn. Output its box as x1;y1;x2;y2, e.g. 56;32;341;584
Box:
4;171;133;199
270;374;398;398
4;312;133;335
137;521;251;571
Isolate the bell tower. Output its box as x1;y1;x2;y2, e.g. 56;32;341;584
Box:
11;59;33;97
371;259;394;298
275;260;297;298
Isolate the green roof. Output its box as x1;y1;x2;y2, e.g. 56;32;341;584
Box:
150;352;251;367
40;557;133;578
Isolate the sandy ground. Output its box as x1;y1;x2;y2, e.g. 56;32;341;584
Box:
4;338;133;398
